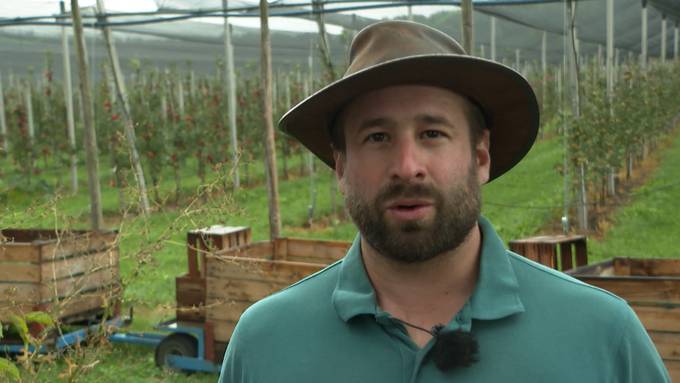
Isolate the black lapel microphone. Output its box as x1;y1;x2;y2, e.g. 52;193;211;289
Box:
394;319;480;372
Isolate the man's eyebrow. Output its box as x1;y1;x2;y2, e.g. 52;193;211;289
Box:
357;117;394;132
415;114;455;127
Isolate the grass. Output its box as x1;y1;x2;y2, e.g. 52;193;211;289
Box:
3;116;669;381
588;130;680;262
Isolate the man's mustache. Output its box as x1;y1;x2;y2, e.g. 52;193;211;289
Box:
375;182;439;205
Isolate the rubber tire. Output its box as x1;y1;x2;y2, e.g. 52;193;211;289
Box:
154;333;198;371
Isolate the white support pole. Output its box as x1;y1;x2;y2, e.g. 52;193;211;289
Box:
25;83;35;141
661;15;667;63
223;0;239;190
641;2;648;70
515;49;520;70
490;16;496;61
461;0;474;55
407;5;413;21
60;0;78;194
606;0;614;103
479;44;485;58
542;31;547;113
0;73;8;155
675;24;679;60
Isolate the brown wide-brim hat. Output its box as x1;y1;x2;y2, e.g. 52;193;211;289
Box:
278;20;539;182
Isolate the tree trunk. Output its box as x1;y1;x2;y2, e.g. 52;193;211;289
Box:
71;0;104;230
260;0;282;240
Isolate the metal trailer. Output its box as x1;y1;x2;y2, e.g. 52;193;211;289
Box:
0;311;221;374
109;318;221;373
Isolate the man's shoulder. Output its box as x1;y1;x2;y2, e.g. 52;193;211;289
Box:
507;250;629;312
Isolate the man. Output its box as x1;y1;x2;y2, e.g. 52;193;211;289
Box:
219;21;668;382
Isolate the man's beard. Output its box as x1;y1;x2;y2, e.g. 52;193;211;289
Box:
345;164;481;263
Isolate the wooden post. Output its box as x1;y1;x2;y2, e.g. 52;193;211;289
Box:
71;0;104;230
661;15;667;64
641;1;648;70
259;0;282;240
96;0;151;216
0;73;7;156
60;1;78;194
461;0;474;55
223;0;240;190
490;16;496;61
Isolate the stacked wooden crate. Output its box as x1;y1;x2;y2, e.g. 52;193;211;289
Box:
568;258;680;380
205;236;351;344
0;229;120;324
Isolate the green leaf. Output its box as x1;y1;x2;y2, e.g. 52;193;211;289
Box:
24;311;54;327
9;315;29;345
0;357;20;381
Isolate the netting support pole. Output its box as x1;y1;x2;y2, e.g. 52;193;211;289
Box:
260;0;282;240
60;1;78;195
407;5;413;21
461;0;474;55
675;23;679;60
72;0;103;230
606;0;614;105
641;1;648;70
96;0;151;216
223;0;239;190
661;15;667;64
515;49;520;71
0;73;8;156
541;31;547;120
490;16;496;61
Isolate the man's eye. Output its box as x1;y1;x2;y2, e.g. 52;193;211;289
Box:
422;130;443;139
366;132;387;142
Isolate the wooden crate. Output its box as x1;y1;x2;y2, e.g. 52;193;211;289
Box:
568;258;680;380
509;234;587;271
205;237;351;343
0;229;120;323
176;226;251;323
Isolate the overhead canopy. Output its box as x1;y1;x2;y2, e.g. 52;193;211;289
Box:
0;0;678;77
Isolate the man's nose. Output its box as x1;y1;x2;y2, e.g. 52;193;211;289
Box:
389;138;426;181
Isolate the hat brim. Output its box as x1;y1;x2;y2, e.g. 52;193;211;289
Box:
278;54;540;182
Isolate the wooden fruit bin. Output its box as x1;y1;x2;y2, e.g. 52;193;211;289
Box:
567;258;680;380
0;229;120;324
173;225;350;361
204;236;351;344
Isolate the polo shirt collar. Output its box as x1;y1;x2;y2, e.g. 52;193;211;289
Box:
331;216;525;323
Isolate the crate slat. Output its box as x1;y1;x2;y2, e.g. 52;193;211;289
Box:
40;249;118;282
0;244;40;263
0;263;40;282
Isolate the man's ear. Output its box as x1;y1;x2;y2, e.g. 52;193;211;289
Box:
333;149;346;194
475;129;491;185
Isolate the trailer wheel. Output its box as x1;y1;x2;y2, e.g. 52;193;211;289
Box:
154;333;198;370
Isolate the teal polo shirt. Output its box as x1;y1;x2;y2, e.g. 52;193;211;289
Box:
219;217;669;382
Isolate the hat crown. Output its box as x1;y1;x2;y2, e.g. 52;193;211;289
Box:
346;21;467;77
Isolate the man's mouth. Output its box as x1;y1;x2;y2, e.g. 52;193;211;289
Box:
385;199;433;220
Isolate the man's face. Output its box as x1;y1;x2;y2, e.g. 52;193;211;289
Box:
334;85;491;263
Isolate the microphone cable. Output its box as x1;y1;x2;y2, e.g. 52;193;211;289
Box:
392;317;479;372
